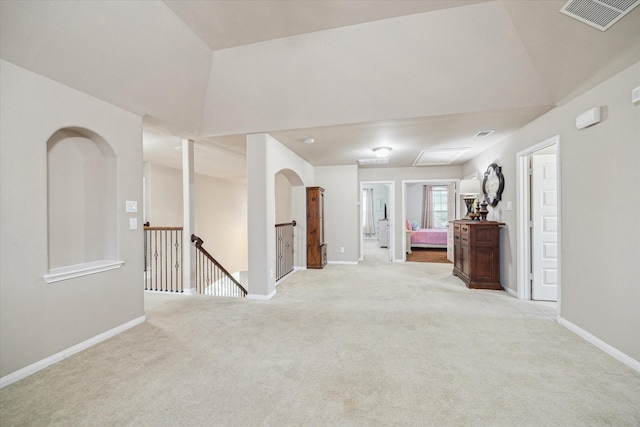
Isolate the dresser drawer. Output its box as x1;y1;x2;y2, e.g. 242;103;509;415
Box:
460;224;470;246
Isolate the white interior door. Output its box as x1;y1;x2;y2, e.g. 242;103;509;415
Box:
446;182;456;262
532;154;558;301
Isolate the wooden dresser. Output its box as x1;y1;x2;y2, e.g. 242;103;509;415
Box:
452;220;502;290
306;187;327;269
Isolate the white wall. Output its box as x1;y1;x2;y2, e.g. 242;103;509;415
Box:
316;165;359;263
148;163;183;227
195;174;248;274
405;183;424;226
359;166;462;261
0;60;144;379
462;61;640;363
145;163;248;274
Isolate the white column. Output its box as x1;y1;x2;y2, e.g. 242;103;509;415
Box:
246;133;276;299
182;139;195;294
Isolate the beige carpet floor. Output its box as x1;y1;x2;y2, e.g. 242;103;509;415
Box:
1;241;639;426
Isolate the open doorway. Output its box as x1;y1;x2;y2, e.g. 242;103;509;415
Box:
402;180;457;263
517;136;561;304
360;181;393;262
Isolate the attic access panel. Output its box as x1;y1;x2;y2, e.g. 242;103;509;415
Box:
413;148;469;166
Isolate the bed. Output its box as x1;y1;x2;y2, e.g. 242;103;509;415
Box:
405;221;447;253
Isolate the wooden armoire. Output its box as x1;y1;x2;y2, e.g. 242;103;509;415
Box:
306;187;327;269
452;220;502;290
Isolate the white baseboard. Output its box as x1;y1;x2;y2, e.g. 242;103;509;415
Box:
0;315;145;389
276;269;298;286
294;266;306;271
504;286;518;298
247;289;277;301
558;316;640;373
327;261;358;265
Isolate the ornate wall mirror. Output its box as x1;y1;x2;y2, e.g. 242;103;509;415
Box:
482;163;504;207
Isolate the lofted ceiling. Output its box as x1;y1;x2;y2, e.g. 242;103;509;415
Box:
2;1;639;180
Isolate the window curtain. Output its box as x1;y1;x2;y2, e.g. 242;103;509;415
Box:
421;185;433;229
363;188;375;236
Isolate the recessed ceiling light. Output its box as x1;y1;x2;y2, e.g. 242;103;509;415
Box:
474;129;495;138
303;138;315;144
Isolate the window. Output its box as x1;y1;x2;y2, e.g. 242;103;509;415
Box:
432;186;448;229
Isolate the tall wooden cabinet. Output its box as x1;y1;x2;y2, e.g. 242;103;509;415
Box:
306;187;327;269
452;220;502;290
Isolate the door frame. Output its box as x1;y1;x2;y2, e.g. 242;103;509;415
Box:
359;181;394;261
401;179;459;262
516;135;562;311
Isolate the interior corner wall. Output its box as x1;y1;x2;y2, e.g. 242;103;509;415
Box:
274;172;293;224
195;174;248;274
315;166;359;263
358;166;463;261
146;163;248;274
0;60;144;378
462;61;640;362
148;163;184;227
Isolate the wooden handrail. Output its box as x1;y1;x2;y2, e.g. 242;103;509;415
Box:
191;234;247;296
275;220;296;228
274;221;296;281
144;226;184;231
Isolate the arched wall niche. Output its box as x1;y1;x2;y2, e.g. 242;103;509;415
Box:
47;127;118;271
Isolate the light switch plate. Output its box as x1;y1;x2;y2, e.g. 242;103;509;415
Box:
129;218;138;230
506;201;513;211
126;201;137;213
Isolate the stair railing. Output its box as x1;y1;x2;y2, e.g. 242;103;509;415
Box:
191;234;247;297
144;226;184;292
275;220;296;281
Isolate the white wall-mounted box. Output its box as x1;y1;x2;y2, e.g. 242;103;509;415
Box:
576;107;601;129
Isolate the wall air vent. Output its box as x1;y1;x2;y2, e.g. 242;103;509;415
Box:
413;148;469;166
357;158;390;166
560;0;640;31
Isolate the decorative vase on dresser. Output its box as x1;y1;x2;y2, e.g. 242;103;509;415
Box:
452;220;503;290
306;187;327;269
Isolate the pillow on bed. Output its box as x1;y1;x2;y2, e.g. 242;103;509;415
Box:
412;221;420;231
406;220;411;231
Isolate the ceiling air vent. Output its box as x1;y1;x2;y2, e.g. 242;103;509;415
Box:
358;158;390;166
560;0;640;31
474;129;495;138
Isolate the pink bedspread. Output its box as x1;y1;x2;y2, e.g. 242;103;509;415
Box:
410;228;447;245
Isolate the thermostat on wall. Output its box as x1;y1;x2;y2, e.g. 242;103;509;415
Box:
126;200;137;212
